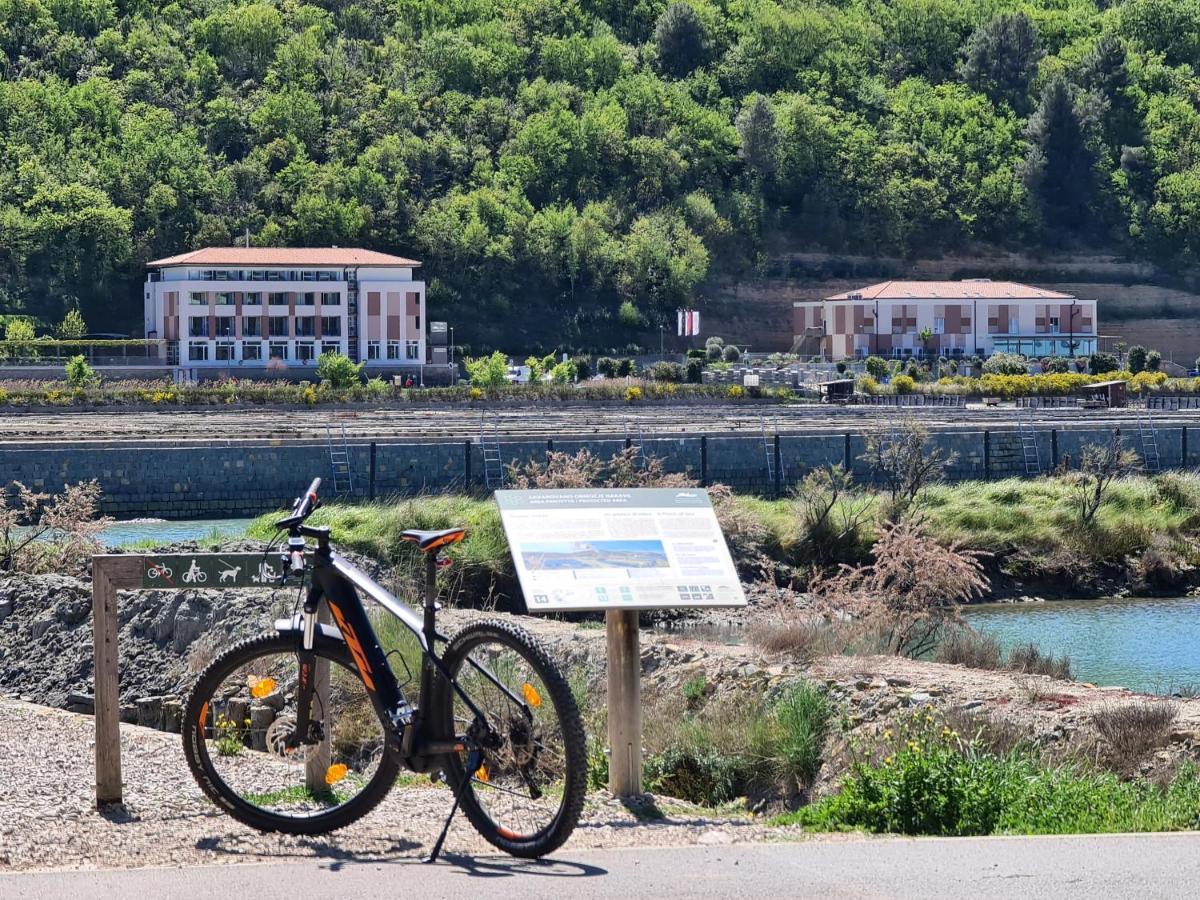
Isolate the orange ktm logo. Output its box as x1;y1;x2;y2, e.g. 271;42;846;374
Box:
327;602;377;692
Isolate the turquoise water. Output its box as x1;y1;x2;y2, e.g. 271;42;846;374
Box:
97;518;255;547
963;596;1200;694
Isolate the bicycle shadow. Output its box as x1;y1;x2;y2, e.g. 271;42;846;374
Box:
194;834;423;871
431;852;607;880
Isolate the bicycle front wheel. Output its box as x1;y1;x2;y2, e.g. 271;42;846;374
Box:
434;619;587;858
182;632;399;834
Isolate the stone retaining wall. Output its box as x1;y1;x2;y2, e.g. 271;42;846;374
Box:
0;423;1187;517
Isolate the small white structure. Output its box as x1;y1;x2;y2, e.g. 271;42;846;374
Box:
143;247;426;373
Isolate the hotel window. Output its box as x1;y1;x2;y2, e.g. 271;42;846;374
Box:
295;316;315;337
189;317;209;337
247;271;268;281
320;340;341;357
269;341;289;360
321;316;341;337
215;316;235;337
297;292;316;306
933;317;945;335
1049;316;1060;334
1009;317;1019;334
414;315;420;330
367;341;381;360
243;292;262;306
269;316;290;337
320;292;340;305
215;341;234;361
300;271;318;281
387;340;401;360
242;317;261;337
316;271;338;281
296;341;315;362
188;343;209;361
189;292;206;305
265;271;286;281
242;342;262;361
405;340;420;360
214;292;234;306
268;291;288;305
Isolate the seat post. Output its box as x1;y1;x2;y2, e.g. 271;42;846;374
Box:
423;552;438;639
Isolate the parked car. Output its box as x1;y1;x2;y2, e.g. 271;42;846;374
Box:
506;365;531;384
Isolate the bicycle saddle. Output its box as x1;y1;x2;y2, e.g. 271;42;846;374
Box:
400;527;467;551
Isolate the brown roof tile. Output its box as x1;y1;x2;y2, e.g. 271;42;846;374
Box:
147;247;421;267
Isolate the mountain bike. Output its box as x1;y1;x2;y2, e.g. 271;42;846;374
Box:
182;478;586;860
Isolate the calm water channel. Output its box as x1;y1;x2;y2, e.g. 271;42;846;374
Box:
963;596;1200;694
97;518;254;547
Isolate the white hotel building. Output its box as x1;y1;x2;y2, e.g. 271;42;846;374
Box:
143;247;426;371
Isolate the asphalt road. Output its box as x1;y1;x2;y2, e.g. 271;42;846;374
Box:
5;834;1200;900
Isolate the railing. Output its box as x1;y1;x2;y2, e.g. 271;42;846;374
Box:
0;340;170;367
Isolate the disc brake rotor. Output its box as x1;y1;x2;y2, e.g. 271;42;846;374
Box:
265;715;320;762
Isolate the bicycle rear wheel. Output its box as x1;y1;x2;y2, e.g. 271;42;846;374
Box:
434;619;587;858
182;632;399;834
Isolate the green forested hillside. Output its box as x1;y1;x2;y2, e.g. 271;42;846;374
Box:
3;0;1200;350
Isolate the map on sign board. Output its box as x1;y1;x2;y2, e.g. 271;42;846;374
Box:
495;488;747;612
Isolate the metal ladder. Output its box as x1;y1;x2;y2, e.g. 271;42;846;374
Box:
760;416;775;484
325;424;355;496
480;415;505;490
624;418;648;469
1136;406;1161;472
1018;405;1041;476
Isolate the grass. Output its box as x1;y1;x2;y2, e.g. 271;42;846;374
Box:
935;627;1072;680
776;710;1200;836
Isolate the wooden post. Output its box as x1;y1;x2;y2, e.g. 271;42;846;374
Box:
92;554;143;807
305;606;332;793
606;609;642;796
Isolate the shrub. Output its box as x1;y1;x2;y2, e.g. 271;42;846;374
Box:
771;681;832;788
686;358;704;383
617;358;636;377
722;344;741;363
982;353;1029;376
1045;357;1069;373
57;308;87;339
572;355;592;379
865;356;889;379
4;318;34;342
1127;345;1148;374
1089;352;1118;375
618;300;641;327
835;361;847;374
625;385;642;403
686;348;706;359
464;351;509;388
0;480;111;575
316;352;364;388
1146;350;1162;372
648;361;686;382
364;376;390;399
1006;642;1071;680
1091;701;1178;774
892;374;915;394
597;356;619;378
727;384;745;399
856;375;880;394
64;355;96;387
935;626;1003;670
705;336;725;361
548;361;576;383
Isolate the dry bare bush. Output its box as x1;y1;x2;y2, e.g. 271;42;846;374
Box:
507;447;698;489
939;707;1030;758
797;464;872;565
810;520;988;657
707;483;769;575
935;625;1003;669
0;480;111;575
859;418;957;520
1091;700;1179;774
1007;642;1072;680
1072;432;1140;527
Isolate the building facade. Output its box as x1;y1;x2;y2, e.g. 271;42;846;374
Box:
144;247;426;371
792;280;1098;361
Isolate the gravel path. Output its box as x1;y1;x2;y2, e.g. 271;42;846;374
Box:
0;699;800;872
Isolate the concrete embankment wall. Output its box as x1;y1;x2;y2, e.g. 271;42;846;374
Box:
0;423;1189;518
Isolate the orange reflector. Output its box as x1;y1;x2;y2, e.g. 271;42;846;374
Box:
522;682;542;708
476;764;489;783
249;677;276;699
325;763;349;785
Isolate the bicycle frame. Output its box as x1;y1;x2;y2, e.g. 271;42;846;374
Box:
286;539;530;771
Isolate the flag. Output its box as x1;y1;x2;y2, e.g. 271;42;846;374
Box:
677;309;701;336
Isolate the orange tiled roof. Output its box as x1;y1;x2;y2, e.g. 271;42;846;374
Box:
147;247;421;267
825;280;1074;301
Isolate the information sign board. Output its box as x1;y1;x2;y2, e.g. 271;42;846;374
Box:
139;553;295;589
495;488;747;612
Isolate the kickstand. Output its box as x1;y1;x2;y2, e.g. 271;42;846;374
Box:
425;749;482;864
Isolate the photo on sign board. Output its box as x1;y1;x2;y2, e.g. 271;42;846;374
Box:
520;540;669;571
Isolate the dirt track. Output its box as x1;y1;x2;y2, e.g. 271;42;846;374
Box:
0;402;1194;446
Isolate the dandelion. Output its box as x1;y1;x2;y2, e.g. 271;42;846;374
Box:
883;729;893;740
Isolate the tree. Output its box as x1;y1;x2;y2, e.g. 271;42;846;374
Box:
1126;345;1148;374
982;353;1028;375
1089;352;1119;374
1074;432;1140;526
4;319;34;343
1021;75;1098;235
618;300;641;328
865;356;889;380
1146;350;1162;372
464;351;510;389
735;95;778;184
65;355;96;387
961;12;1044;115
654;3;710;79
721;344;741;362
58;309;87;339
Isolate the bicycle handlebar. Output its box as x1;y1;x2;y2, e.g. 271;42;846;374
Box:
274;477;322;530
